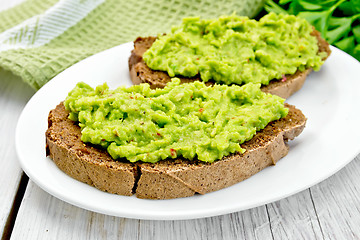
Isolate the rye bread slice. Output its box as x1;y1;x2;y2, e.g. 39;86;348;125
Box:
46;102;306;199
45;103;138;196
128;29;330;99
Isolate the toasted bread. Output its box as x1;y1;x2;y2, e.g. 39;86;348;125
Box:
46;102;306;199
128;29;330;99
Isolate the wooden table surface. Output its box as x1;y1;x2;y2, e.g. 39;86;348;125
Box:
2;1;360;239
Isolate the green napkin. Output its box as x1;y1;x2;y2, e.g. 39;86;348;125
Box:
0;0;264;90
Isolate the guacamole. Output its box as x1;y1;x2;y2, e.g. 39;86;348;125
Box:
143;13;328;85
64;79;288;163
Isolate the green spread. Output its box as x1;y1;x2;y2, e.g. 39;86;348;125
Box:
143;13;328;85
64;79;288;163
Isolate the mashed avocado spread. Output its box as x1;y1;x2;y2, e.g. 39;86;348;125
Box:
143;13;327;85
64;79;288;163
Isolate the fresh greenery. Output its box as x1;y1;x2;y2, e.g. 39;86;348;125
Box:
263;0;360;61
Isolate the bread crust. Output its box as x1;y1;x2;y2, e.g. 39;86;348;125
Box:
128;30;330;99
46;104;138;196
46;102;306;199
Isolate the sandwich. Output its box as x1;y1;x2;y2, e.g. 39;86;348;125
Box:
129;13;331;99
46;79;306;199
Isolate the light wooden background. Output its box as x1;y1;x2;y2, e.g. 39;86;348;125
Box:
1;1;360;239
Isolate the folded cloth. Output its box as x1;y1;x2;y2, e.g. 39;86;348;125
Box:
0;0;264;90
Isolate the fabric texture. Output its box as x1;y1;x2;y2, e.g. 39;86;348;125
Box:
0;0;264;90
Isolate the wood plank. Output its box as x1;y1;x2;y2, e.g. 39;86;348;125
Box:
310;154;360;240
11;181;274;240
137;207;272;240
0;68;35;238
266;189;324;240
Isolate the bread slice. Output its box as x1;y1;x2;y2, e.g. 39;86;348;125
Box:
45;103;138;196
46;102;306;199
128;29;330;99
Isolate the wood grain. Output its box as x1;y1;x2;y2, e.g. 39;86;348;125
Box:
0;68;34;238
13;155;360;240
266;190;324;239
11;181;274;240
0;0;36;237
311;155;360;239
11;160;360;240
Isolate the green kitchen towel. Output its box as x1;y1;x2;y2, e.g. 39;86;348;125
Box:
0;0;264;90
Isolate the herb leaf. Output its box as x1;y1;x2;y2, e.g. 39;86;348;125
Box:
297;0;323;10
264;1;289;14
326;17;353;44
339;0;360;15
334;36;355;52
353;25;360;42
353;44;360;60
297;10;329;35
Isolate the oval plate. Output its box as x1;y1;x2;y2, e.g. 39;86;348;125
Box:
16;43;360;220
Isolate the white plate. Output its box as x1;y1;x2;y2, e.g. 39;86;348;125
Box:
16;43;360;220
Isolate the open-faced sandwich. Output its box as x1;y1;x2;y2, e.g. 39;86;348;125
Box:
129;13;331;99
46;79;306;199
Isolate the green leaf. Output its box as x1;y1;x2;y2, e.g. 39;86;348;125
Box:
298;0;323;10
264;0;289;14
353;25;360;42
334;36;355;52
297;11;329;35
279;0;293;4
339;0;360;16
352;44;360;61
326;17;353;44
328;16;353;29
287;1;305;15
355;44;360;52
297;11;324;23
313;0;338;6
